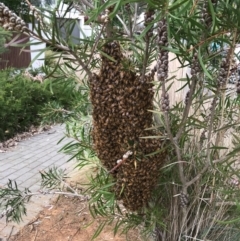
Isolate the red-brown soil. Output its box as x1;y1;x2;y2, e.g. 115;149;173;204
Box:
10;194;143;241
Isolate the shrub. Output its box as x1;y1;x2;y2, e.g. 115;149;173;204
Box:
0;69;83;141
2;1;240;241
0;27;12;55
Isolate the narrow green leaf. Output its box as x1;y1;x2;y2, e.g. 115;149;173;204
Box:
109;0;122;19
169;0;189;11
208;0;216;31
198;47;213;80
98;50;117;62
215;123;240;132
209;146;228;150
227;145;240;157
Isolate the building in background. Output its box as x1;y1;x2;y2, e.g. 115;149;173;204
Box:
0;1;92;70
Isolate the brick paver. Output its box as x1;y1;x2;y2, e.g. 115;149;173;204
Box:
0;125;74;240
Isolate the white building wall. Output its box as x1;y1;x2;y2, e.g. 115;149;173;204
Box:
28;2;92;69
29;38;46;69
28;23;46;69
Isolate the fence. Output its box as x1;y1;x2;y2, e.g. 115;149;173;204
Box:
0;17;92;70
0;33;31;70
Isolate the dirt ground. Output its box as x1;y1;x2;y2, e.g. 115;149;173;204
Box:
9;194;143;241
9;165;144;241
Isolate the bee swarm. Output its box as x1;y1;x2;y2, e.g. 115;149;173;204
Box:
90;41;166;211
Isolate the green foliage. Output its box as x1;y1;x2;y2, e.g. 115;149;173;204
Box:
0;27;11;55
0;70;51;140
0;180;31;223
40;167;68;190
40;76;90;124
1;0;240;240
0;69;86;141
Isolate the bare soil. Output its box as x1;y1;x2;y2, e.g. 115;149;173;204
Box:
9;194;143;241
9;165;144;241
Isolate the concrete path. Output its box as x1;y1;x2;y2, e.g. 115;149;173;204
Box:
0;125;74;240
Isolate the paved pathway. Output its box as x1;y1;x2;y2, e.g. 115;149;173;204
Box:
0;125;74;240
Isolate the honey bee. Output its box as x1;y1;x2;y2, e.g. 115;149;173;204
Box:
89;41;167;211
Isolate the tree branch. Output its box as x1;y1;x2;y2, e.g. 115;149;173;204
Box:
85;23;106;69
78;0;94;9
132;3;139;34
116;14;130;36
108;151;133;173
25;29;93;78
176;78;197;140
0;189;89;220
186;155;228;187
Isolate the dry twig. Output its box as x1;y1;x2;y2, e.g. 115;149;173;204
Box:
108;151;133;173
